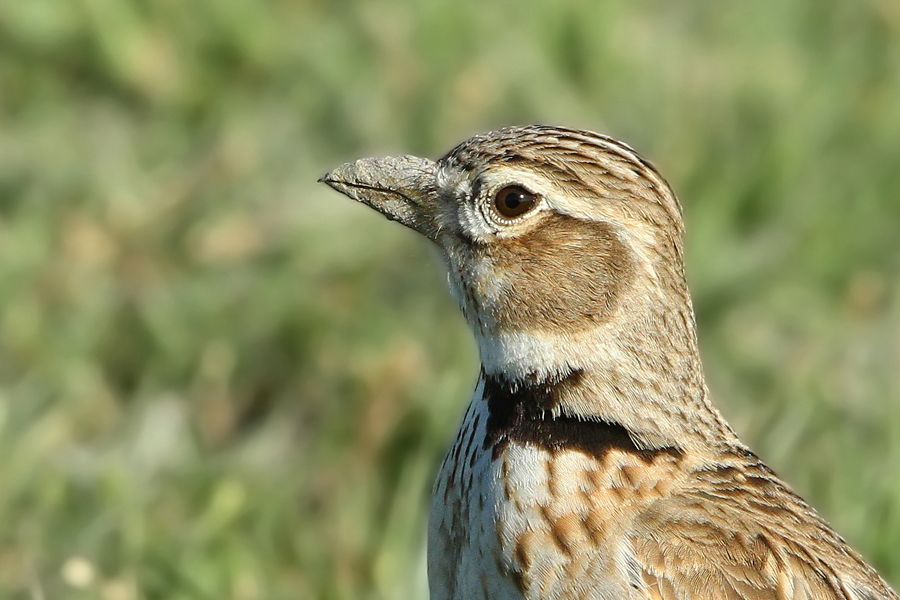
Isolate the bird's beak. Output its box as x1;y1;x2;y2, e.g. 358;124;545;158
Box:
319;155;440;241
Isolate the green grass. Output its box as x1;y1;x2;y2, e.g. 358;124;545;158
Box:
1;1;899;598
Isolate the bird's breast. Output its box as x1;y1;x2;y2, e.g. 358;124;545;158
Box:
427;378;689;600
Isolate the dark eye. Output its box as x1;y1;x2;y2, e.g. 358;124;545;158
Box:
493;185;538;219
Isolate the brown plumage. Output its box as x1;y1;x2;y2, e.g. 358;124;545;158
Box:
321;125;896;600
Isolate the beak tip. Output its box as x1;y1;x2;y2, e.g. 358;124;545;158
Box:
318;170;344;192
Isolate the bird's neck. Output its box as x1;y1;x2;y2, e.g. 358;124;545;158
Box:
476;290;740;454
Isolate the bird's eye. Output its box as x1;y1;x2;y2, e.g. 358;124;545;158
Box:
493;185;538;220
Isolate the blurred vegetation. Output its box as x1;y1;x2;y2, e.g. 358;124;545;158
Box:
0;1;899;598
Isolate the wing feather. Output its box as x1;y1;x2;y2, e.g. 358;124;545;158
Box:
626;461;896;600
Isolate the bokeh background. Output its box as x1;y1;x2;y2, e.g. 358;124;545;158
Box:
2;1;899;598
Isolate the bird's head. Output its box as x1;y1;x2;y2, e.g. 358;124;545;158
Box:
321;126;693;384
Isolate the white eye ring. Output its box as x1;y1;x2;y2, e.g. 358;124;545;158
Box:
492;185;539;220
479;184;542;228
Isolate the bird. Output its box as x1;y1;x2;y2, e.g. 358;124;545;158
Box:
320;125;897;600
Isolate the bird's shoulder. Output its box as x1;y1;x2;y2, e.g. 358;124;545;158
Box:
627;447;897;600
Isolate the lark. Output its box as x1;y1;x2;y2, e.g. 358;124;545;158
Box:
320;126;897;600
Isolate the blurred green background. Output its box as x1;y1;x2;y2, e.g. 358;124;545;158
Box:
1;1;899;598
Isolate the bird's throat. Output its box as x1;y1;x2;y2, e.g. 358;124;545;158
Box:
482;370;688;459
476;318;739;454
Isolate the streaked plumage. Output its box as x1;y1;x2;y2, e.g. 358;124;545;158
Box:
321;125;897;600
